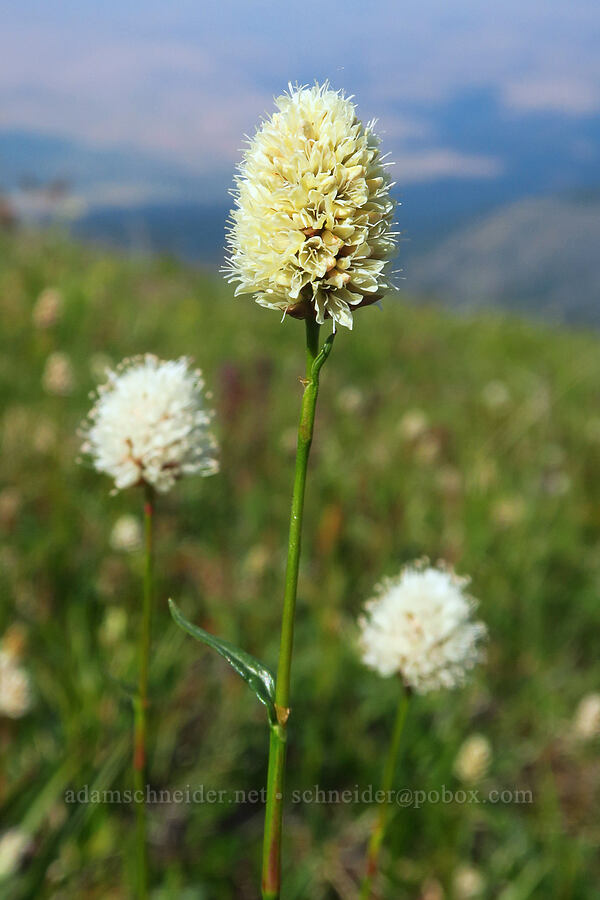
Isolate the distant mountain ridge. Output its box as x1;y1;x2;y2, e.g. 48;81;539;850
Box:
0;129;228;209
408;192;600;325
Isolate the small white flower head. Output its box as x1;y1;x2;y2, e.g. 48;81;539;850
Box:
358;561;486;693
453;733;492;784
573;693;600;740
99;607;128;646
452;864;485;899
42;352;74;396
33;287;63;329
0;651;32;719
225;82;396;330
0;828;31;880
481;380;510;411
110;515;142;552
80;354;219;494
398;408;429;442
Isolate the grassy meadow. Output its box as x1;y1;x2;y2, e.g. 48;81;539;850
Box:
1;228;600;898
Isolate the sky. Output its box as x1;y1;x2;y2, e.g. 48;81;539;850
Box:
1;0;599;186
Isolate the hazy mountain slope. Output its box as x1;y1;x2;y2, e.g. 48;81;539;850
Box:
408;193;600;324
0;130;226;208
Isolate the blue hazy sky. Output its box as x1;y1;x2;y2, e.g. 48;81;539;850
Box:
1;0;599;185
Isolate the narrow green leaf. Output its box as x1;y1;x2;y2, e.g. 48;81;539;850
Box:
311;332;335;380
168;599;277;725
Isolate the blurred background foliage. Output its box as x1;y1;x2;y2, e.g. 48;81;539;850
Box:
1;229;600;898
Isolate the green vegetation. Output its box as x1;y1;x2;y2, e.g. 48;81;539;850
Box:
1;229;599;898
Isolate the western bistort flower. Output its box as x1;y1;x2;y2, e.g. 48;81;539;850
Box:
81;355;218;494
0;828;31;880
110;514;143;552
453;733;492;783
0;651;32;719
573;692;600;740
42;352;74;396
452;864;485;899
225;83;396;330
33;287;63;329
358;562;486;693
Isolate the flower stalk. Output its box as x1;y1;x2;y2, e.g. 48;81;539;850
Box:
261;317;333;900
133;484;155;899
360;687;410;900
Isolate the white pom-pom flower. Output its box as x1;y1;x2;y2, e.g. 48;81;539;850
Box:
81;355;218;494
226;83;396;330
0;828;31;880
358;562;486;693
0;651;32;719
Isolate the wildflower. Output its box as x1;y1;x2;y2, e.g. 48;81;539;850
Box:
452;865;485;898
359;562;486;692
33;418;58;454
80;354;218;494
226;83;396;330
32;287;63;329
337;386;365;414
481;380;510;410
0;651;32;719
573;693;600;740
453;734;492;783
0;828;31;880
42;352;74;396
541;470;571;496
420;878;445;900
1;623;27;660
492;496;526;528
110;515;142;552
99;607;128;646
398;409;428;442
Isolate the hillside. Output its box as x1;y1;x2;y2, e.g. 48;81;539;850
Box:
409;192;600;325
1;230;600;898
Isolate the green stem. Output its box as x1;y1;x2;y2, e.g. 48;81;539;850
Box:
133;484;154;899
261;317;333;900
360;688;410;900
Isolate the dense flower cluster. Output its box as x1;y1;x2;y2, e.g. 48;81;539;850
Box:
358;562;486;693
81;355;218;493
226;83;396;330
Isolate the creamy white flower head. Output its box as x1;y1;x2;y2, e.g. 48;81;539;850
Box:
42;352;74;396
452;864;485;899
0;828;31;880
0;651;32;719
81;355;219;494
33;287;63;329
225;82;396;330
453;733;492;783
110;514;143;552
358;562;486;693
573;692;600;740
